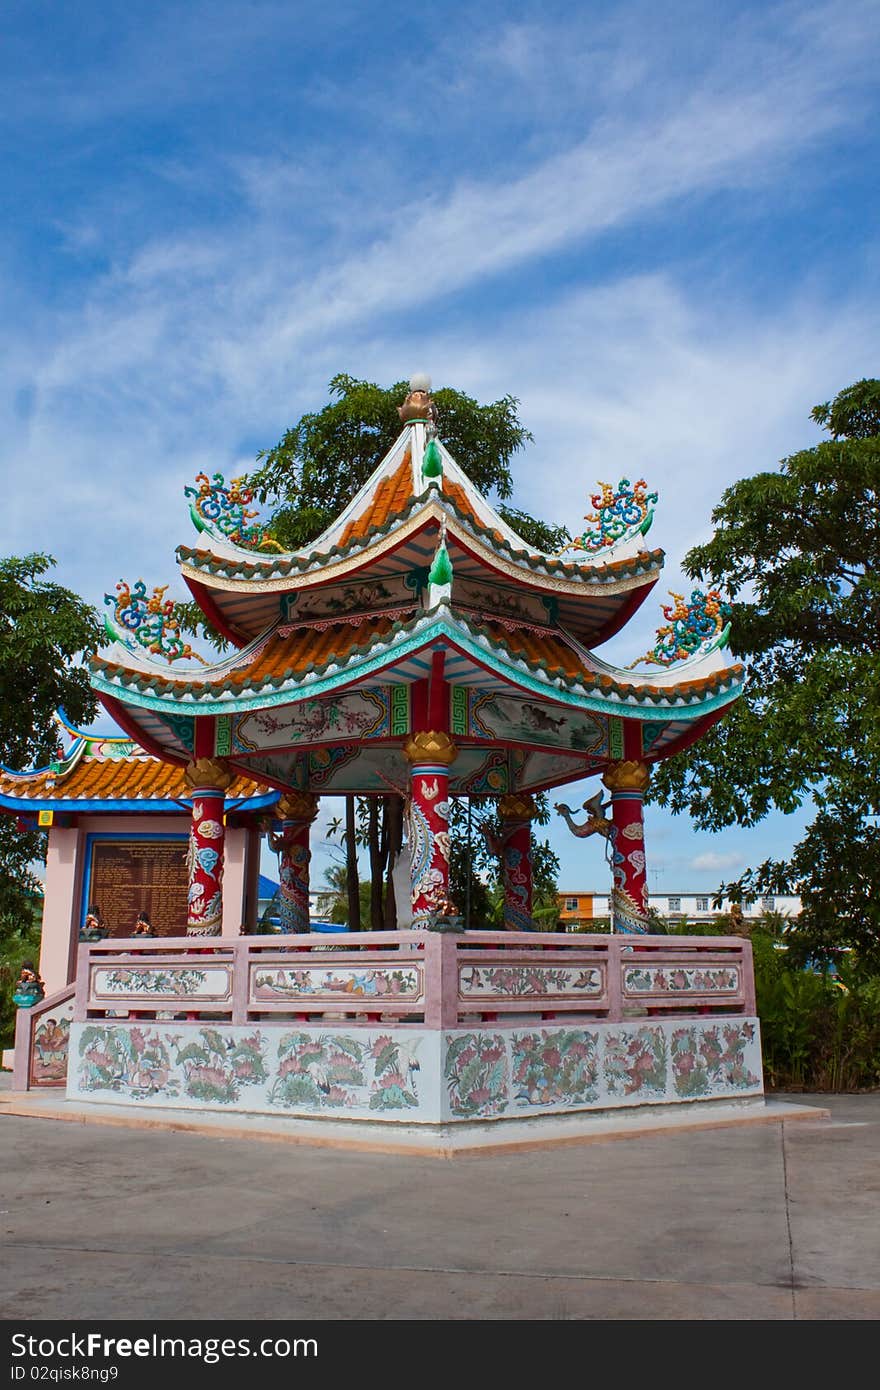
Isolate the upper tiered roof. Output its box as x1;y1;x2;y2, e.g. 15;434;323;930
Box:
177;400;663;647
87;377;744;798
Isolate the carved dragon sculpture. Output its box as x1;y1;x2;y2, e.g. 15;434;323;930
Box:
554;790;613;840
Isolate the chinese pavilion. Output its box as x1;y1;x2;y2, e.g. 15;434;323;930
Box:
12;378;766;1134
89;377;743;937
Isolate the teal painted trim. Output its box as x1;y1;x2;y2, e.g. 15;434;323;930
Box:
92;616;743;724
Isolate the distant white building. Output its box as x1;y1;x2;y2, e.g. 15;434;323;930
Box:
557;889;801;928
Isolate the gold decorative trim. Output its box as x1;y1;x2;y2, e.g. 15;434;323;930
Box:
403;730;458;766
179;502;662;600
498;792;538;821
277;791;320;822
184;757;234;793
603;760;650;794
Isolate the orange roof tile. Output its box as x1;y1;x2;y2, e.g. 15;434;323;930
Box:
480;621;585;678
0;757;271;804
244;617;395;684
441;479;505;543
337;450;413;546
93;616;397;696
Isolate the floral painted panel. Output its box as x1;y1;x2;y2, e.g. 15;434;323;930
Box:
251;965;422;1003
624;966;740;996
91;966;231;1000
235;690;389;752
603;1026;668;1098
270;1031;420;1112
176;1029;269;1103
73;1023;422;1115
445;1033;509;1118
459;964;602;999
512;1030;599;1107
30;1012;72;1087
77;1025;267;1102
69;1017;763;1122
671;1022;762;1098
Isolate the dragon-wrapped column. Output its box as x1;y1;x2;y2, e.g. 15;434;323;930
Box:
403;731;458;930
498;793;537;931
602;760;651;934
269;792;320;934
185;757;234;936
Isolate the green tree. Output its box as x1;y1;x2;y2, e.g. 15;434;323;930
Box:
0;554;101;1039
649;379;880;967
448;796;560;930
0;554;100;769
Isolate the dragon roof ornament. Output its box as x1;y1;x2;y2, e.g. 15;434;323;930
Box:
631;588;732;668
185;472;282;552
560;477;658;555
104;580;208;666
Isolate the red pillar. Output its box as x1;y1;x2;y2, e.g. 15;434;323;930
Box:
403;730;458;930
602;760;651;934
185;757;233;936
269;792;319;934
498;793;537;931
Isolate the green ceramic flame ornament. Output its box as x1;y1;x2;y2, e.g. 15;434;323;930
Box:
422;439;443;480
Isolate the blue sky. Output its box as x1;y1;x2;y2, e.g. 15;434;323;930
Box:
2;0;878;896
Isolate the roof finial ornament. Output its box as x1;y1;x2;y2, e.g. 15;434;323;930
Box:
399;373;437;432
427;513;453;608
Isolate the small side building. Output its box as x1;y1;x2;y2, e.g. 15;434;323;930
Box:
0;716;279;994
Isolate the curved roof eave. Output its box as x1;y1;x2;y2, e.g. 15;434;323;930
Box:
176;491;665;597
91;605;744;725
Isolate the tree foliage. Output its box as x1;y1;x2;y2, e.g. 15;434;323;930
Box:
0;554;101;770
649;379;880;966
448;795;561;930
0;554;101;1012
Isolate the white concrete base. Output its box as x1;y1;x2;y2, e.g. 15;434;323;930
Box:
67;1015;766;1124
0;1088;830;1156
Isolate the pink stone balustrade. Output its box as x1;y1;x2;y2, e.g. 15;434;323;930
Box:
14;932;756;1093
69;931;754;1025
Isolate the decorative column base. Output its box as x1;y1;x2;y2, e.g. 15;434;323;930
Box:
185;758;234;936
270;792;319;934
603;760;651;935
404;731;457;930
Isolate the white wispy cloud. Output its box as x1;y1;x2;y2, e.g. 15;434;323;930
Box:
691;851;745;873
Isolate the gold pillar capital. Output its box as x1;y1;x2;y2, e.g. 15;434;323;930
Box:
185;756;234;793
277;791;320;823
498;793;538;822
403;730;458;767
602;760;650;794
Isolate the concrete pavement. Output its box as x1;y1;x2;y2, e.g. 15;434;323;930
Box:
1;1080;878;1320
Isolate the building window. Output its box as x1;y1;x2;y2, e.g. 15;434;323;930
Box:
564;898;579;911
607;898;614;912
761;895;775;911
667;896;681;913
696;896;709;912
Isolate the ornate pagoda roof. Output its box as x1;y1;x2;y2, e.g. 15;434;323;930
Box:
178;413;663;646
93;605;741;718
0;714;278;815
90;379;744;799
